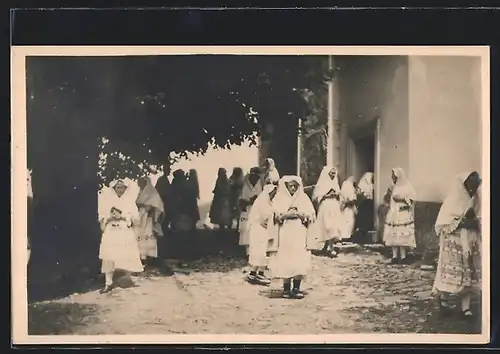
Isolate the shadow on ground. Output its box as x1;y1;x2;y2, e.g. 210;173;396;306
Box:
28;229;247;304
347;297;482;334
28;302;100;335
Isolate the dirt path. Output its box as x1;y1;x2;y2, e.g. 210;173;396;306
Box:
28;249;481;335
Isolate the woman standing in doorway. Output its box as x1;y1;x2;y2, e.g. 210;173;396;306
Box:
312;166;342;257
135;177;165;269
382;168;417;264
340;176;358;241
432;171;482;318
238;167;264;255
267;176;316;299
98;179;143;294
209;168;233;230
355;172;375;243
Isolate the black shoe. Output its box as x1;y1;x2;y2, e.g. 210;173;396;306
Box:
291;288;305;299
282;290;292;299
255;274;271;286
399;257;410;265
390;258;399;265
246;272;258;284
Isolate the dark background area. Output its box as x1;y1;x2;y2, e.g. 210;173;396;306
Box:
9;6;499;349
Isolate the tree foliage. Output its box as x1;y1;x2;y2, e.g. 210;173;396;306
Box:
27;55;331;187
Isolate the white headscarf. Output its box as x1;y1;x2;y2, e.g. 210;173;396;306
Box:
435;172;481;235
272;176;316;220
341;176;357;202
264;158;280;185
358;172;374;199
98;179;139;222
391;167;416;201
312;166;341;202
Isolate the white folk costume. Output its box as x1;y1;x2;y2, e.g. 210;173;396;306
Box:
382;168;417;249
134;177;165;260
340;176;357;239
238;173;264;252
267;176;316;280
247;184;278;268
432;172;481;296
98;179;143;276
311;166;342;247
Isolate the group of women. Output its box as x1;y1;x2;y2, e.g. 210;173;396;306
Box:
97;168;201;294
240;164;482;314
96;159;482;317
311;167;375;258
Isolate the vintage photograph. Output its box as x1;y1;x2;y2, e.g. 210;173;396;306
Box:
11;46;489;344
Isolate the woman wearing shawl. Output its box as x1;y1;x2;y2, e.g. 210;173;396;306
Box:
340;176;358;240
155;164;172;234
98;179;143;294
246;183;278;285
229;167;245;228
134;177;165;267
312;166;343;257
267;176;316;299
432;171;481;318
209;168;233;229
238;167;265;253
187;169;201;225
262;158;280;185
382;168;417;264
355;172;375;242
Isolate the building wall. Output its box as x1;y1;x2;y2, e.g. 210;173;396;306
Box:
408;56;482;202
407;55;482;258
338;56;410;207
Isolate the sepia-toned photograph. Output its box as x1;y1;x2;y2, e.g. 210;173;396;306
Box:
11;46;489;345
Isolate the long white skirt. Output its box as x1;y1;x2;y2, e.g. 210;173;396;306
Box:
316;198;342;243
268;219;311;279
99;222;144;273
340;206;356;239
248;223;270;267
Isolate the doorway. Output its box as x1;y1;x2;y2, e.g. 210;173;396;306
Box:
344;119;378;242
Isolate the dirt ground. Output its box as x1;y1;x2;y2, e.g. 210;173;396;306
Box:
28;247;481;335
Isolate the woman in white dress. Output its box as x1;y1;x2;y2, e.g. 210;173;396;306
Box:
98;179;144;293
340;176;358;240
382;168;417;264
312;166;342;257
246;183;278;285
238;168;264;255
267;176;316;299
432;171;481;318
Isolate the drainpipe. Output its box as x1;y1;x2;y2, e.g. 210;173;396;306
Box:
297;118;302;176
327;56;340;170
